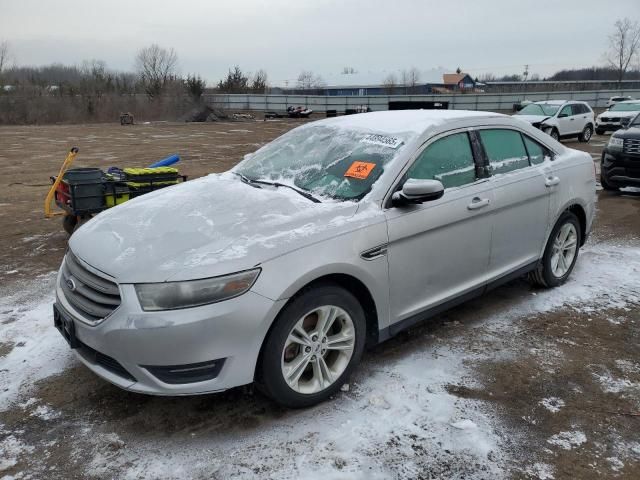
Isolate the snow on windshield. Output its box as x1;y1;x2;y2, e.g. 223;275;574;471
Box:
235;125;415;201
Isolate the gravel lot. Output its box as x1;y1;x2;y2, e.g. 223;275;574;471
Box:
0;119;639;479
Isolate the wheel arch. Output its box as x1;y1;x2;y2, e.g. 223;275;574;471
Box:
253;272;381;382
549;201;588;247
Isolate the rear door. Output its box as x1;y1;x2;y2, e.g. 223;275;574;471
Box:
572;104;589;132
476;128;552;279
385;131;494;324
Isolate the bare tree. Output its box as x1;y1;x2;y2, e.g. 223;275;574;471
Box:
382;73;397;94
341;66;357;75
400;67;420;93
297;70;324;90
251;69;268;93
0;40;11;74
605;18;640;84
135;44;179;98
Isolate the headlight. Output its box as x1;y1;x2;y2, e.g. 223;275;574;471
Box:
135;269;261;311
607;137;624;150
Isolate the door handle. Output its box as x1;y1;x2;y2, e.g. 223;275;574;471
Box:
467;197;490;210
545;176;560;187
569;118;575;121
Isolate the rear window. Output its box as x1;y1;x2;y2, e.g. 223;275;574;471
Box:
479;129;530;175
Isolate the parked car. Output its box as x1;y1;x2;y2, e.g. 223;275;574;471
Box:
595;100;640;135
601;112;640;191
54;110;596;408
514;100;595;142
605;96;633;108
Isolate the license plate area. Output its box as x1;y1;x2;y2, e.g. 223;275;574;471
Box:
53;304;79;349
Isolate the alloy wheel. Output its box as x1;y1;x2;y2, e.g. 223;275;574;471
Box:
550;223;578;278
281;305;355;394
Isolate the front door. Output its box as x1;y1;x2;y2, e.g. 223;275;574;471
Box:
557;104;577;135
385;131;494;325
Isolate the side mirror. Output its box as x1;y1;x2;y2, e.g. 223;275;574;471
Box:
558;113;568;118
392;179;444;206
620;117;631;129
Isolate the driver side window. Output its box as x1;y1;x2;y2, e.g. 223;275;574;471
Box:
559;105;573;117
407;133;477;189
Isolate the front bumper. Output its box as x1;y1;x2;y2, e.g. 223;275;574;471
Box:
55;268;286;395
595;120;622;132
601;149;640;187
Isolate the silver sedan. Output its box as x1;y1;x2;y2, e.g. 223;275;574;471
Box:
54;110;596;407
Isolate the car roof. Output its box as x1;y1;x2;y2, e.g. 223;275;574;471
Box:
619;99;640;104
314;110;506;134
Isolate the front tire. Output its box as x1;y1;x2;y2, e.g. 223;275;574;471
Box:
579;125;593;143
595;128;605;136
257;284;366;408
549;128;560;142
529;211;581;288
600;172;619;191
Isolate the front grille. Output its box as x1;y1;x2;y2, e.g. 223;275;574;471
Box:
60;251;121;323
623;138;640;156
602;117;620;123
77;340;136;382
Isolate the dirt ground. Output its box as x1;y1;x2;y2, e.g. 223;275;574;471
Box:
0;120;639;479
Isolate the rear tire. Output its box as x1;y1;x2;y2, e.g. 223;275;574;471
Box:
62;214;78;235
529;211;581;288
257;283;366;408
578;125;593;143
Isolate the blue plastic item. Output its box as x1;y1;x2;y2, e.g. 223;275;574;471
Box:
149;154;180;168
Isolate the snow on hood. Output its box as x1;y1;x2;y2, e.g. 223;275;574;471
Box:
598;110;640;119
69;172;370;283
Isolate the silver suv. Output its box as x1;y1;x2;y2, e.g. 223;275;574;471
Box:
54;110;596;407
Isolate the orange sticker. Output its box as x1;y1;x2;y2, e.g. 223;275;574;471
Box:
344;161;376;180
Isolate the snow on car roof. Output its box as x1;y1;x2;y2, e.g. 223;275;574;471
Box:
315;110;505;134
619;99;640;104
534;100;568;105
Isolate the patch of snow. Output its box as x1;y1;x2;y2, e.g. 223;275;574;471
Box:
592;369;638;394
547;430;587;450
0;435;35;471
606;456;624;472
0;275;73;409
539;397;565;413
525;462;555;479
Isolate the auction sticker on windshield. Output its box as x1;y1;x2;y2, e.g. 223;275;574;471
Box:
361;134;403;149
345;161;376;179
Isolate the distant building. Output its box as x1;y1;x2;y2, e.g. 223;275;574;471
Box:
442;73;476;91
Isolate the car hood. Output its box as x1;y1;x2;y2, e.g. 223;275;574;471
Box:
599;111;640;119
69;172;374;283
514;114;551;124
612;126;640;139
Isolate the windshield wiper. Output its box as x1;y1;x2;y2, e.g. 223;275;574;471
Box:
233;172;321;203
233;172;263;189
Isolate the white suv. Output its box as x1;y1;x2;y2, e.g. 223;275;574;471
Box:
514;100;595;143
605;96;633;108
596;100;640;134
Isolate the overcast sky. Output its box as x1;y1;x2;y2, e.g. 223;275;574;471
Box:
1;0;639;86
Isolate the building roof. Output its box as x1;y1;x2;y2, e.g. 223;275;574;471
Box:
315;110;505;135
443;73;472;85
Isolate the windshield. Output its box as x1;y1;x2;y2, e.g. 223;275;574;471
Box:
609;103;640;112
517;103;561;116
235;125;411;201
631;113;640;126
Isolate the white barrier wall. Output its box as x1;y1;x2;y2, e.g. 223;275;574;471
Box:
204;90;640;113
